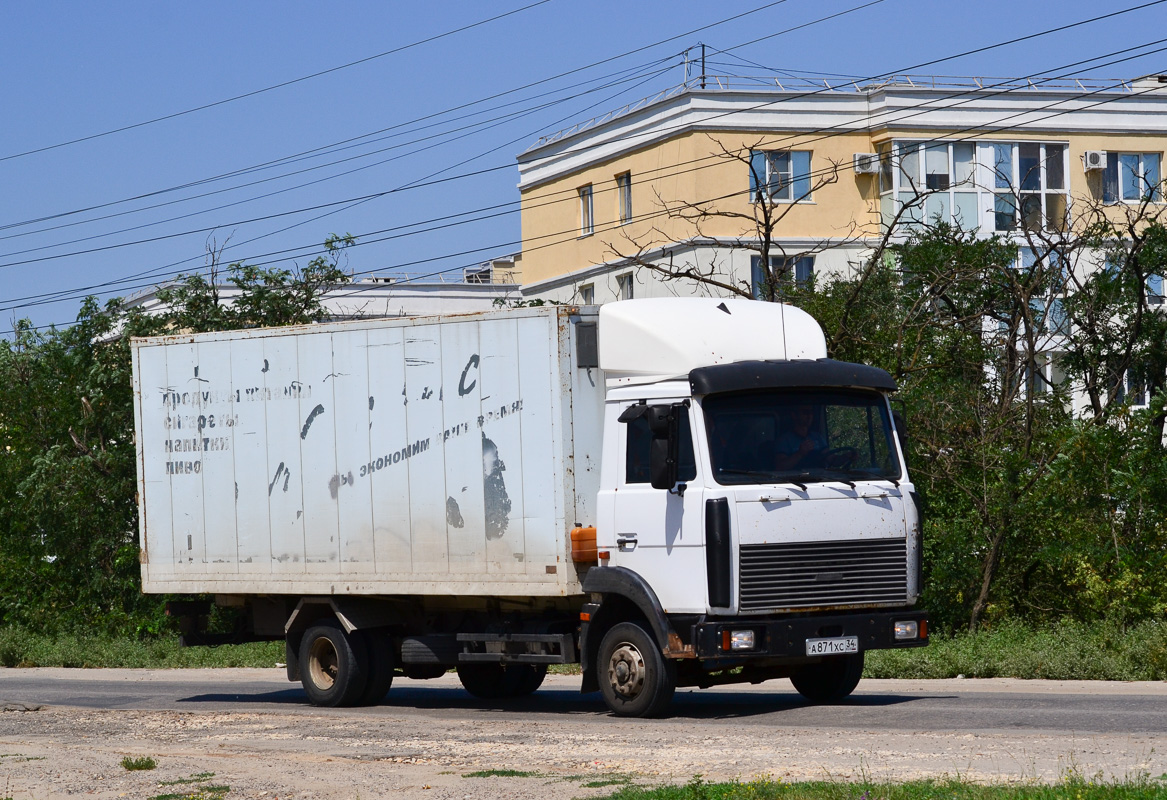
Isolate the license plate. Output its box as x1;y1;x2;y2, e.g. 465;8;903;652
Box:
805;636;859;656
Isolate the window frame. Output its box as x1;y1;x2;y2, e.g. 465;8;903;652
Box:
578;184;594;236
749;149;813;204
1103;152;1163;204
616;172;632;225
616;272;634;300
750;254;815;298
878;139;1070;234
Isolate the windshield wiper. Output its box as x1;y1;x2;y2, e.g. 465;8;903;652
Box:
717;469;808;491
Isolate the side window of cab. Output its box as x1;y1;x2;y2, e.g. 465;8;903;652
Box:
624;410;697;485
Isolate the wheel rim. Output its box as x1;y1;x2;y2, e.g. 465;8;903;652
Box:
606;641;646;699
307;636;339;691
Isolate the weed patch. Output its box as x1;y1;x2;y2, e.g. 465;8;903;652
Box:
864;618;1167;681
593;776;1167;800
462;769;542;778
121;755;157;771
159;773;217;786
150;772;227;800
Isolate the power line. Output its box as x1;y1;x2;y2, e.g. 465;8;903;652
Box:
0;0;556;164
2;29;1157;281
0;59;679;260
6;1;1166;323
0;54;680;244
11;70;1161;331
0;0;800;231
1;54;1156;324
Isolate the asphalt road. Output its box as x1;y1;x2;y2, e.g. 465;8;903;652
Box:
2;668;1166;735
1;670;1166;796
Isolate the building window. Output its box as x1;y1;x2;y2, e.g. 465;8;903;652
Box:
985;142;1067;233
616;273;634;300
579;184;594;236
616;172;632;225
751;255;814;298
1019;248;1070;338
1148;273;1164;305
579;284;594;304
749;150;812;203
880;140;1068;234
1103;153;1162;203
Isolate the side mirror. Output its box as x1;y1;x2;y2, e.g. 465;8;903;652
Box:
646;405;680;491
618;402;688;491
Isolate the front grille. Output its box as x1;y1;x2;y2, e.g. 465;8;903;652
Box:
739;538;907;611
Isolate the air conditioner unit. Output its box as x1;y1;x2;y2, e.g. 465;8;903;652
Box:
853;152;881;174
1083;150;1107;171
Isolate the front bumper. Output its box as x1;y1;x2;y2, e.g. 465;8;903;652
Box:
692;609;928;660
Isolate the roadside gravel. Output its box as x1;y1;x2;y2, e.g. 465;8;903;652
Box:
0;672;1163;800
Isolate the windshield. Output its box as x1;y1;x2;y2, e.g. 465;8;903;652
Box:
702;389;901;485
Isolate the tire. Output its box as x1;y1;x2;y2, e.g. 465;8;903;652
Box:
514;664;547;696
356;629;394;706
597;622;676;718
299;622;369;708
456;663;547;699
791;652;864;703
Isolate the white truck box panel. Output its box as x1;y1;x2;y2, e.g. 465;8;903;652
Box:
131;307;599;597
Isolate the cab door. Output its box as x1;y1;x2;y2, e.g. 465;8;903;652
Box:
608;401;708;614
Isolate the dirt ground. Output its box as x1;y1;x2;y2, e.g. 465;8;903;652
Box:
0;673;1163;800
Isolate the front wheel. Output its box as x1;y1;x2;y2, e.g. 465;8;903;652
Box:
597;622;676;717
299;623;368;707
791;652;864;703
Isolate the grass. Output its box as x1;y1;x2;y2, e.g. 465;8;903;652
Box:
159;773;217;786
0;628;282;668
592;776;1167;800
151;772;228;800
462;769;543;778
2;617;1167;680
864;618;1167;681
120;755;157;771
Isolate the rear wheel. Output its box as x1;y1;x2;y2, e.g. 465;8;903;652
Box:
299;623;368;707
456;663;547;699
356;629;394;706
597;622;675;717
791;652;864;703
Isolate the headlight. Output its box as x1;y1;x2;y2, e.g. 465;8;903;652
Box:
893;620;919;640
729;629;756;650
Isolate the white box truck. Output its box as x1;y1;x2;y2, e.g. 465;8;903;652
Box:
131;298;927;717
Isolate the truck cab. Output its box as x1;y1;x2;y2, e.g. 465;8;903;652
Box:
580;298;927;716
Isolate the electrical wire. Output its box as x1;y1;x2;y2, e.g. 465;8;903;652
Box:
5;1;1167;327
0;0;801;232
3;32;1159;284
10;69;1162;333
0;0;556;164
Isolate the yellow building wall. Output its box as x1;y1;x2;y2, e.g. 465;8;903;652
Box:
519;129;878;286
521;126;1167;286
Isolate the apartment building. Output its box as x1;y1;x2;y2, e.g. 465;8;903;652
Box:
514;74;1167;306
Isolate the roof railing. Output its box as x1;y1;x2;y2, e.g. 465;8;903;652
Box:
524;74;1140;152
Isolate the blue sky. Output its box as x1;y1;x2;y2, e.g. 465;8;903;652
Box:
1;0;1164;332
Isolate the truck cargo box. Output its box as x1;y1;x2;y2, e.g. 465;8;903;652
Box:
131;305;602;597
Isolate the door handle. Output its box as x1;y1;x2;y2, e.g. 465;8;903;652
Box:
616;534;638;551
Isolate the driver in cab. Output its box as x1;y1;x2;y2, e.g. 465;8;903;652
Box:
774;405;825;470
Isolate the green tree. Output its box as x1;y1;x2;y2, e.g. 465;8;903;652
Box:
0;236;353;635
